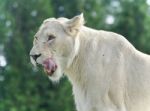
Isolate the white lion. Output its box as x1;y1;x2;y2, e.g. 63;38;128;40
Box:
30;13;150;111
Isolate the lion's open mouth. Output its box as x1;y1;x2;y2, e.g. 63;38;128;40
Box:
43;58;57;76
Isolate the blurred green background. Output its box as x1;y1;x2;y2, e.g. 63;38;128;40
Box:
0;0;150;111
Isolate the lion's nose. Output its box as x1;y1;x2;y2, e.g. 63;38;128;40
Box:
30;54;41;61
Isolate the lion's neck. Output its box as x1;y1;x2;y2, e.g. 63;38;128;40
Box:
65;26;100;86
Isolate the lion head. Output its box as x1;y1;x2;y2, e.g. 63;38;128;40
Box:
30;13;84;81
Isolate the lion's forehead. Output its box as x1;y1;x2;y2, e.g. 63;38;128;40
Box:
37;22;66;40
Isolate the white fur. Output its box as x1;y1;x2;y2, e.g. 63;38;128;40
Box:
30;14;150;111
67;34;80;68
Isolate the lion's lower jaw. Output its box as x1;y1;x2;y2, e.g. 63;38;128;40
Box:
48;68;63;82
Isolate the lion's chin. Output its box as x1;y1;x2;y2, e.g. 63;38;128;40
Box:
41;58;63;82
47;69;63;82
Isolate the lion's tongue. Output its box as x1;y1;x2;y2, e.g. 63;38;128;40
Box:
43;58;57;76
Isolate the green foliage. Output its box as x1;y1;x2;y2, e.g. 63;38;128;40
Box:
113;0;146;49
51;0;82;17
0;0;74;111
0;0;150;111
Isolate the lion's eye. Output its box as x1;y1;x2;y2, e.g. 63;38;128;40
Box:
48;35;55;41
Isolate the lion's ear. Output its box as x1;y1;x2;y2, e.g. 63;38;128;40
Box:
65;13;85;36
